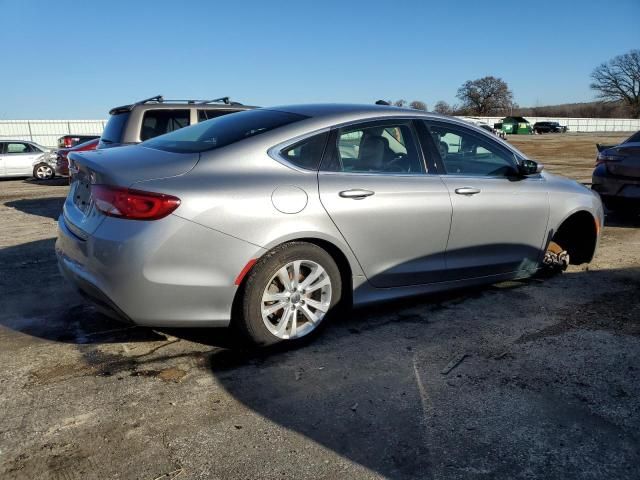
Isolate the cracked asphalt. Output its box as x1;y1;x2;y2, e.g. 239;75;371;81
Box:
1;137;639;479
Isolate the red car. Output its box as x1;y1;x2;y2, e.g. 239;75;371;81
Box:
57;134;100;148
56;137;99;176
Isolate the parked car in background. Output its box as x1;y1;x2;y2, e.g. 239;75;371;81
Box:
98;95;255;149
592;130;640;214
58;135;100;148
58;104;602;347
56;137;99;176
460;117;506;139
0;139;54;179
533;121;568;134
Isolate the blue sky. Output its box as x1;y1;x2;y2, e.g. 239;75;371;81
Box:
1;0;638;119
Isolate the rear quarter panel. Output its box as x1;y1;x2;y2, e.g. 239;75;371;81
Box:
133;139;365;278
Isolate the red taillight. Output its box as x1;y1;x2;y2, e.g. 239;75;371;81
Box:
92;185;180;220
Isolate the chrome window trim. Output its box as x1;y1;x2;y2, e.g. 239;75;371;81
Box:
268;114;528;176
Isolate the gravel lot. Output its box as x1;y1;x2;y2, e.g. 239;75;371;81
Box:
1;134;639;479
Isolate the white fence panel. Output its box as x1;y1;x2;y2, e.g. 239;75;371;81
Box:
0;120;106;147
0;116;638;148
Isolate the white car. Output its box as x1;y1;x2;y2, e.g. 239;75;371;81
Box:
0;140;55;179
459;117;507;139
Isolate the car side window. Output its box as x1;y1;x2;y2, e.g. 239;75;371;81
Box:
141;109;190;141
323;122;423;174
425;121;517;176
197;110;211;122
197;110;226;123
6;143;30;154
280;132;328;170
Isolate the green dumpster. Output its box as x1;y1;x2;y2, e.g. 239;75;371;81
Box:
497;116;532;135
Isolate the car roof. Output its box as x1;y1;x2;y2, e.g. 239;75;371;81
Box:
110;102;256;115
267;103;454;125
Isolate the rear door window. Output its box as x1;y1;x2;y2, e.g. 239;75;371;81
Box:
323;121;424;174
141;109;190;141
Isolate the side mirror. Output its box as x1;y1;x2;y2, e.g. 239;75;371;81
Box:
518;159;543;176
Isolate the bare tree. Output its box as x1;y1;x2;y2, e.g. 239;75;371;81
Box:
393;99;407;107
456;76;513;115
590;50;640;118
409;100;427;111
433;101;454;115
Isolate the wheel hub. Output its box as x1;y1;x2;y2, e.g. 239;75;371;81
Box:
260;259;332;340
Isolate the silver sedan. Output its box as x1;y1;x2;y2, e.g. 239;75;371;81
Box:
56;104;603;345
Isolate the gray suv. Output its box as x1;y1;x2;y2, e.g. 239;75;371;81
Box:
98;95;255;149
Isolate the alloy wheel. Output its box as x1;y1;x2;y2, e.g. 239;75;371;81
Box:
35;165;53;180
260;259;332;340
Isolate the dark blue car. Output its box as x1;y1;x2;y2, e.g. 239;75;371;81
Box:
592;130;640;214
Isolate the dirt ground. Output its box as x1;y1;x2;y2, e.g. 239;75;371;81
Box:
509;132;629;183
0;134;639;480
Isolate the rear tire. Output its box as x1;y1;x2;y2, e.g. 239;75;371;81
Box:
237;242;342;346
33;163;54;180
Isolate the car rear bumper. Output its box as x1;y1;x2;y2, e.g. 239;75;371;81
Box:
592;168;640;200
56;213;265;327
56;163;69;176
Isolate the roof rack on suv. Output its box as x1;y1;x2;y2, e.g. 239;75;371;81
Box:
109;95;242;114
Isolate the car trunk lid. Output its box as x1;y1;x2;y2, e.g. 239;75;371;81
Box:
63;145;199;236
604;143;640;178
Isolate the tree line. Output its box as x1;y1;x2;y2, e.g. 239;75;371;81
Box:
387;49;640;119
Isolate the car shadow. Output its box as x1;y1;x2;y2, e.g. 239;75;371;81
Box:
203;266;640;479
25;177;70;187
5;196;66;220
2;235;639;477
0;238;164;344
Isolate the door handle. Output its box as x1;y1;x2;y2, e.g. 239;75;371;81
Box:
455;187;481;195
339;189;375;199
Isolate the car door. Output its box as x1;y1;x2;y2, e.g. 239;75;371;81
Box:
318;119;452;288
422;120;550;280
3;142;39;176
0;143;6;176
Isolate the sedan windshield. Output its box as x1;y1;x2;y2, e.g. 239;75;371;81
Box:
144;109;307;153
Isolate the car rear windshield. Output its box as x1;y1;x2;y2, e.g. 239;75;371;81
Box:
624;131;640;143
144;109;307;153
101;112;130;144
